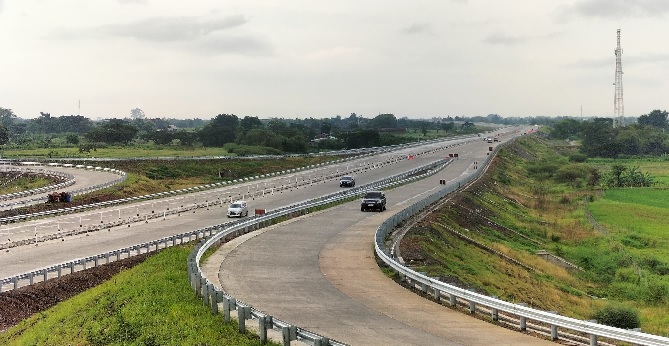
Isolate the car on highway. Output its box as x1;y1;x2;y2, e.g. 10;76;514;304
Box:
339;175;355;187
227;200;249;218
361;190;386;212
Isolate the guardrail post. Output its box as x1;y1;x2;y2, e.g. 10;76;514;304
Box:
519;316;527;331
238;306;251;333
202;280;210;306
57;265;62;278
259;315;273;344
83;258;87;270
551;325;558;340
590;334;597;346
13;276;19;290
195;275;203;297
70;261;75;274
43;269;48;283
282;325;297;346
491;307;498;321
223;297;236;323
212;291;221;315
469;300;476;314
449;293;456;306
314;337;330;346
28;272;34;285
433;287;440;302
105;252;110;264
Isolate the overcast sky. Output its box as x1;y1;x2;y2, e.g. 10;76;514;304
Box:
1;0;668;120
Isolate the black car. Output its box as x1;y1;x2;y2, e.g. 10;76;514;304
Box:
340;175;355;187
361;190;386;212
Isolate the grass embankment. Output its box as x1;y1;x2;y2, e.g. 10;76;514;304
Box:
403;136;669;335
0;245;278;346
0;175;56;195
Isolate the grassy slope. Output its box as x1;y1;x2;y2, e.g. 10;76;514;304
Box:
0;245;278;346
405;136;669;335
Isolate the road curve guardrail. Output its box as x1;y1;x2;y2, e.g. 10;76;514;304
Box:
374;143;669;346
0;163;127;210
0;166;76;202
1;159;449;346
189;159;450;346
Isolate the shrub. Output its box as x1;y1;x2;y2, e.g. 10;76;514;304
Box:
569;153;587;162
591;303;640;329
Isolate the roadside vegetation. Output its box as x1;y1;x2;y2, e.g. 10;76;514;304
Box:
0;245;279;346
400;135;669;335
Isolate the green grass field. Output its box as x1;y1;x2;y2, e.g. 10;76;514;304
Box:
0;245;278;346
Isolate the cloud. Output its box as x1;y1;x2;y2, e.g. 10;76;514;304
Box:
401;23;434;36
194;34;273;56
0;0;4;14
560;0;669;19
484;31;561;46
52;15;248;42
484;33;529;45
98;15;249;42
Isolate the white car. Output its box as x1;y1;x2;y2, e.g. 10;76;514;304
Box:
227;200;249;218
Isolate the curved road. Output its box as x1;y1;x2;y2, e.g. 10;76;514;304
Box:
1;128;550;345
202;128;554;345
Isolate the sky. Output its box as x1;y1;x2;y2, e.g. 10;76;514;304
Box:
0;1;668;120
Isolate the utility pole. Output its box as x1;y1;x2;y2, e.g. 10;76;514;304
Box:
613;29;624;127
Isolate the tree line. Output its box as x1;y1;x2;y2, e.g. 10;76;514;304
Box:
548;109;669;158
0;108;493;154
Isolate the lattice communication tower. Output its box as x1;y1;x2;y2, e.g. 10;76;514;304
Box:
613;29;624;127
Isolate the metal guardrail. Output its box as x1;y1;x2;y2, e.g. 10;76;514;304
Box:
189;159;450;346
0;166;76;201
373;144;669;346
0;163;128;210
0;144;448;280
0;152;386;225
0;158;449;346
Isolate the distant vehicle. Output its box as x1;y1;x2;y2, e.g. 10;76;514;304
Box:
486;137;493;143
493;137;499;142
361;191;386;212
339;175;355;187
227;200;249;218
46;192;72;203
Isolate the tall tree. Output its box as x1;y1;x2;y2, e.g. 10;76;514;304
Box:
371;113;397;129
580;118;617;157
199;114;239;147
0;124;9;145
240;116;263;132
0;108;18;127
84;119;138;145
637;109;668;129
130;108;146;119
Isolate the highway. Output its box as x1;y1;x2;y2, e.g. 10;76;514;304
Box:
201;127;553;345
1;127;553;345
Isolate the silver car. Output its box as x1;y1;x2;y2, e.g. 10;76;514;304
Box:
227;200;249;218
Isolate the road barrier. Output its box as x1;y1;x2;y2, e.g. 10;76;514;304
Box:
373;144;669;346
